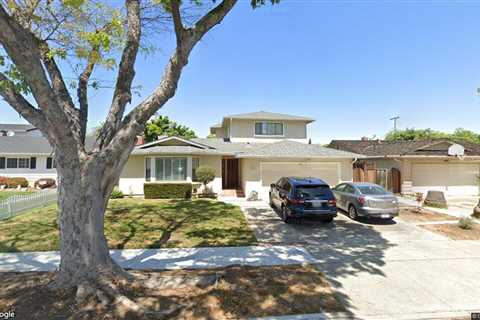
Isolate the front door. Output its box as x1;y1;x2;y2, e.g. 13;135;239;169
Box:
222;158;239;189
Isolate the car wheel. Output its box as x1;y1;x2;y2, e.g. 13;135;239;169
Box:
348;205;358;220
281;205;290;223
323;216;334;223
269;193;275;208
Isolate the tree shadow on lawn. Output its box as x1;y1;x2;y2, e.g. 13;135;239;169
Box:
106;199;255;249
244;205;396;315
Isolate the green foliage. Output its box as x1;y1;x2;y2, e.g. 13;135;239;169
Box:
144;115;197;142
385;127;480;144
195;165;216;186
144;183;192;199
458;217;474;230
110;188;124;199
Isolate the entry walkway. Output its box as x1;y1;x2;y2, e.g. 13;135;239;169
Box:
0;245;316;272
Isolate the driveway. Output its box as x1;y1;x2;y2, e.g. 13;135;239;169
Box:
235;200;480;319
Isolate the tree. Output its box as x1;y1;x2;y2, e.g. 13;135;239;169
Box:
385;127;480;144
0;0;279;308
195;165;216;192
144;115;196;142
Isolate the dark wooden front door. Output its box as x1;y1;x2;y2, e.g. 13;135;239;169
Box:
222;158;239;189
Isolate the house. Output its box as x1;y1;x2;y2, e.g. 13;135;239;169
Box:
0;135;58;185
0;123;42;137
328;139;480;197
118;111;361;199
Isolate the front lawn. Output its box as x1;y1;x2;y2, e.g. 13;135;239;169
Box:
0;199;257;252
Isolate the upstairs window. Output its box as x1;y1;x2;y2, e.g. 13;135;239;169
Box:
255;122;284;136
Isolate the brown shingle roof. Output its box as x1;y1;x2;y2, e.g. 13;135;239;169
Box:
328;139;480;157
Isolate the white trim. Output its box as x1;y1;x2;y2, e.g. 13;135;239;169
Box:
253;121;285;137
139;136;211;150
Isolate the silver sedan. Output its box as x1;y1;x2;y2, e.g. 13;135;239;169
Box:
332;182;399;220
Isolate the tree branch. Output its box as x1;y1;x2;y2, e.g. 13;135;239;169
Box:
104;0;237;154
0;5;73;137
77;48;98;144
96;0;141;149
171;0;184;46
0;72;48;134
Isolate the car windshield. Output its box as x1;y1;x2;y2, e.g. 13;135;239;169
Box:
296;185;330;198
358;185;387;195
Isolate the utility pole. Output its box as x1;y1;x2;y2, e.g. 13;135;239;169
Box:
390;116;400;132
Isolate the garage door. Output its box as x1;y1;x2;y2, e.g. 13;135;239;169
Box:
411;163;480;196
260;162;340;187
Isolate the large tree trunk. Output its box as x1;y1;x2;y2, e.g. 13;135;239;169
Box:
53;153;130;288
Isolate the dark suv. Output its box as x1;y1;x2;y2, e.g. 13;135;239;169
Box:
269;177;337;223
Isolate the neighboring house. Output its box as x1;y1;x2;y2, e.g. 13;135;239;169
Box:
0;123;43;137
329;139;480;197
119;111;361;199
0;135;57;185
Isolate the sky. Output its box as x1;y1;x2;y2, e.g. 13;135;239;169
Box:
1;0;480;143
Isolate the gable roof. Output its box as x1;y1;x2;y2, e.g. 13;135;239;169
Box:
328;139;480;157
0;136;53;155
223;111;315;122
134;137;361;159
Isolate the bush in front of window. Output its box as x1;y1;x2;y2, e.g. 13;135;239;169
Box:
110;188;124;199
6;177;29;188
0;176;8;187
144;183;192;199
34;178;56;189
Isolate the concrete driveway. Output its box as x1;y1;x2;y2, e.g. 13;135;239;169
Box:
233;200;480;319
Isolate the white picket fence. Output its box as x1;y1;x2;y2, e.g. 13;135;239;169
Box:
0;190;57;220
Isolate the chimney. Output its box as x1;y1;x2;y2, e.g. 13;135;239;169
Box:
135;135;145;146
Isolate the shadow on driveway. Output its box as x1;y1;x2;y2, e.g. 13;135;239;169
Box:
243;205;396;315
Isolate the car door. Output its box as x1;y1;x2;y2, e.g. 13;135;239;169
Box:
272;178;284;207
343;184;358;208
333;184;347;210
277;180;290;207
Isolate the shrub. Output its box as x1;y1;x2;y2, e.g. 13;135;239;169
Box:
458;217;474;230
34;178;56;189
144;183;192;199
195;166;215;186
110;188;124;199
7;177;29;188
0;176;8;186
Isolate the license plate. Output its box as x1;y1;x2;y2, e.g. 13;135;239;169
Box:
381;214;390;219
311;201;324;208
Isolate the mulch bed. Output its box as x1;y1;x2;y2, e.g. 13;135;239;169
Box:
398;208;457;223
0;264;344;319
421;222;480;240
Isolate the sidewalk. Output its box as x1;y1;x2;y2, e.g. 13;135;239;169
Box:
0;245;316;272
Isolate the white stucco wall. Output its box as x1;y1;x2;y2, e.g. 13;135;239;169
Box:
0;154;57;186
118;154;223;195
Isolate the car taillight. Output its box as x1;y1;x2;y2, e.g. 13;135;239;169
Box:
358;196;366;206
288;198;305;205
328;199;336;206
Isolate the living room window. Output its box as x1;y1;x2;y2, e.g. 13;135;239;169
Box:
254;122;284;136
18;158;30;169
155;157;187;181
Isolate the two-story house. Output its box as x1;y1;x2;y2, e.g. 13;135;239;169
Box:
119;111;361;199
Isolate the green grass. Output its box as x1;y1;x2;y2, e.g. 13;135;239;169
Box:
0;198;257;252
0;191;34;201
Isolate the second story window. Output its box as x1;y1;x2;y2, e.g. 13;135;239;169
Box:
255;122;284;136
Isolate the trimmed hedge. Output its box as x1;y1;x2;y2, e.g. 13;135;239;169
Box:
0;177;29;188
144;182;192;199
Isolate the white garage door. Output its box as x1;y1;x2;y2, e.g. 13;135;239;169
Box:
261;162;340;187
411;163;480;196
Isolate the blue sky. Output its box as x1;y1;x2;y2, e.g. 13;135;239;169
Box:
1;0;480;143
